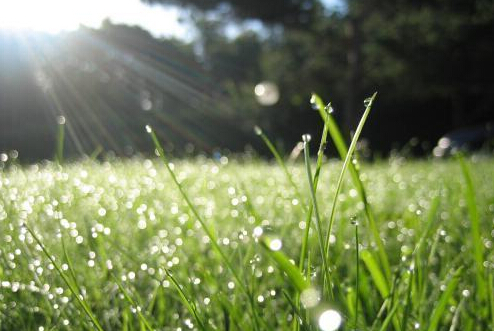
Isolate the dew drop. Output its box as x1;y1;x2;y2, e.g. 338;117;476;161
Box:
318;309;342;331
253;226;263;238
302;134;312;143
364;97;372;107
57;116;66;125
145;125;152;133
324;103;334;114
269;239;282;251
254;126;263;136
310;94;318;110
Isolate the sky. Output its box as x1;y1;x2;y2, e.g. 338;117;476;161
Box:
0;0;343;40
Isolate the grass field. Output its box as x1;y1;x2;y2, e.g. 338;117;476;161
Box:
1;154;493;330
1;96;493;331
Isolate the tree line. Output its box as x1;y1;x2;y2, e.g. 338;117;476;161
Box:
1;0;493;161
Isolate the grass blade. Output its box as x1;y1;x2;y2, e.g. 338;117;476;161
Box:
303;134;333;297
254;126;307;211
111;274;155;331
299;106;331;271
146;126;261;330
146;125;247;294
324;92;376;259
377;303;399;331
457;155;486;302
24;223;104;331
163;269;207;331
260;237;310;292
426;267;463;331
312;93;391;281
361;250;389;300
354;220;360;329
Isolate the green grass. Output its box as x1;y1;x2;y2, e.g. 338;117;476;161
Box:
0;103;493;330
1;155;493;330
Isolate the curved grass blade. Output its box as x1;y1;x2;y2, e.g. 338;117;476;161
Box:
312;93;391;281
254;126;307;211
146;126;246;294
24;223;104;331
260;237;310;292
146;126;260;330
324;93;376;258
426;267;463;331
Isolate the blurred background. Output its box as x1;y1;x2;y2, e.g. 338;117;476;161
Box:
1;0;494;162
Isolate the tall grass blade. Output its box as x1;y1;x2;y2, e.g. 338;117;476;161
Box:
146;126;261;330
457;155;486;302
312;93;391;281
299;106;331;271
24;223;104;331
354;220;360;329
61;233;81;294
254;126;307;211
426;267;463;331
146;126;247;294
324;93;376;259
303;135;332;297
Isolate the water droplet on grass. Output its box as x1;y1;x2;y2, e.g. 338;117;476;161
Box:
254;126;263;136
310;94;318;109
253;226;263;238
318;309;342;331
302;134;312;143
145;125;152;133
269;238;282;251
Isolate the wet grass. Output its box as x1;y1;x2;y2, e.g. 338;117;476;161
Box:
0;96;493;330
1;154;493;330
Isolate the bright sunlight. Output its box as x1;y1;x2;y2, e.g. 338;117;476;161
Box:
0;0;189;38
